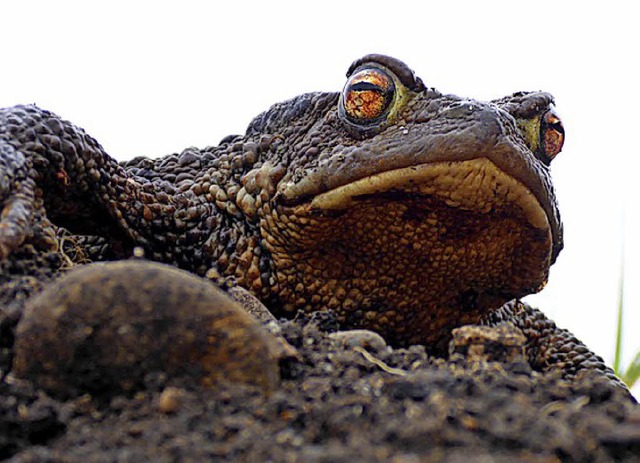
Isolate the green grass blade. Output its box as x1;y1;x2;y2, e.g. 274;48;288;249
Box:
613;251;624;375
622;351;640;388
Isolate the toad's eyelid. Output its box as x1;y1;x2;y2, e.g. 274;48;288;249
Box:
551;121;564;132
349;81;384;92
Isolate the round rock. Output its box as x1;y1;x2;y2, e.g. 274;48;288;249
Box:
12;260;280;398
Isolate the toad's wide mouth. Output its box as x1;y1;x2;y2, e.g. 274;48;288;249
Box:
306;158;550;232
265;156;554;347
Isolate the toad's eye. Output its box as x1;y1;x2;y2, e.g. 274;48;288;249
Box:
540;109;564;162
341;68;395;124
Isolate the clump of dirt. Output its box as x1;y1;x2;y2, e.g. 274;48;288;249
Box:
3;311;639;462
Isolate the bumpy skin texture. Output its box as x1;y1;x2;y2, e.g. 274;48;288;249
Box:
0;54;626;391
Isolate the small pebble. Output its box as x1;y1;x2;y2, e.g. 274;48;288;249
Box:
158;387;186;414
329;329;388;352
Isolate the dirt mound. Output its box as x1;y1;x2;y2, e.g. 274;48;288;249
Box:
3;312;639;462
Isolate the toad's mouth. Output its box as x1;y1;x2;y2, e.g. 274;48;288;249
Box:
307;158;549;232
266;157;553;346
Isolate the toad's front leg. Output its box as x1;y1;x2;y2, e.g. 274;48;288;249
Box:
0;105;183;260
481;300;633;398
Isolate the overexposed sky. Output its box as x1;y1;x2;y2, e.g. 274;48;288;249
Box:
1;1;638;392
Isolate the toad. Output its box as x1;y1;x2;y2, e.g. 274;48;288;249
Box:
0;54;624;389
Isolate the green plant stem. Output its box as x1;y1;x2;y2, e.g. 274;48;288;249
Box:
622;351;640;388
613;249;624;376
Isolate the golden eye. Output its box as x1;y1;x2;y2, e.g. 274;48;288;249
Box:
540;109;564;162
341;68;395;124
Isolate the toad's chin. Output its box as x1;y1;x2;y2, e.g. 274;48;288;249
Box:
264;157;553;347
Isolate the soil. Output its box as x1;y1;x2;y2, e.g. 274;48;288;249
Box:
1;311;639;462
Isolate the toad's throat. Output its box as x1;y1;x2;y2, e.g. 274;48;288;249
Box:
268;158;553;346
308;158;550;231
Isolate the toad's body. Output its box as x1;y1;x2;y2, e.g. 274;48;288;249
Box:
0;55;624;389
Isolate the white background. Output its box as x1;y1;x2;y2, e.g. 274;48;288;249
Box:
1;1;638;395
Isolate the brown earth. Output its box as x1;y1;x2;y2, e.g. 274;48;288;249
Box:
1;311;639;462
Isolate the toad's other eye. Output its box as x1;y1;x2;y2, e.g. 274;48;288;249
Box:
540;109;564;162
341;68;395;124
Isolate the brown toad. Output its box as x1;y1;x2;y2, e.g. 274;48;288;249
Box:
1;54;624;391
